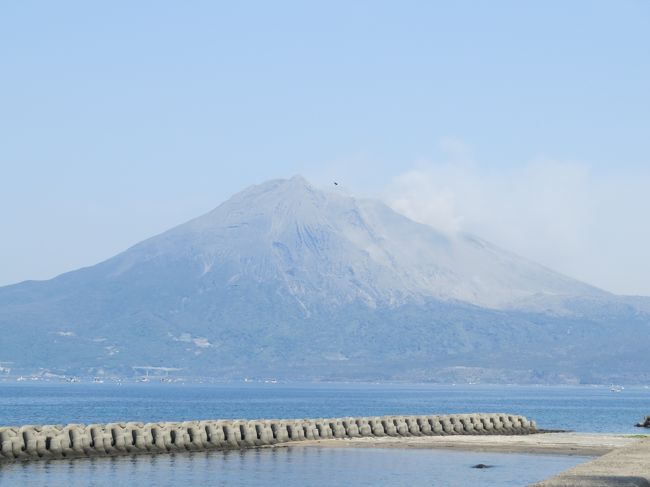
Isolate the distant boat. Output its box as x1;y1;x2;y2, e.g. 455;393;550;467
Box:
610;385;624;392
136;377;150;383
16;376;26;382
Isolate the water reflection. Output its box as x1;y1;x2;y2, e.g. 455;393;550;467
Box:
0;446;588;487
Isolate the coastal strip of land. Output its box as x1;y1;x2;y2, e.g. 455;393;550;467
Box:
296;433;641;456
531;437;650;487
295;433;650;486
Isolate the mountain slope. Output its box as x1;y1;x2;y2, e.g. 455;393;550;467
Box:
90;175;605;309
0;176;648;383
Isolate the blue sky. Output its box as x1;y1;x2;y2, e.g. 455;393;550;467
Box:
1;1;649;294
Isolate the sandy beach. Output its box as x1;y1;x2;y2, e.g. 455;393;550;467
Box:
296;433;642;456
294;433;650;486
532;436;650;487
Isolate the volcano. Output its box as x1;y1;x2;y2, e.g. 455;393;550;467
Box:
1;176;648;383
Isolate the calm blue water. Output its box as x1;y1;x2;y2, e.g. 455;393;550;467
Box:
1;383;648;486
0;446;587;487
0;383;648;432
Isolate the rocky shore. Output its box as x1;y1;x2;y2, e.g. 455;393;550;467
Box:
0;413;534;463
635;416;650;428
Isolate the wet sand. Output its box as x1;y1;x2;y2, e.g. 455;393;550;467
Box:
294;433;650;486
297;433;641;456
531;437;650;486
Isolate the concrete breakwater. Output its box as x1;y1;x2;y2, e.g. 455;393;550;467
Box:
0;413;536;463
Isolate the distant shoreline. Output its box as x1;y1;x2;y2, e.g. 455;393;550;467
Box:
1;378;650;388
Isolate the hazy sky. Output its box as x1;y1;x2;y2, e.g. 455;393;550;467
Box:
1;1;649;295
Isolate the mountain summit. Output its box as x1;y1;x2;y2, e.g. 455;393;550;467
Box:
0;176;648;383
107;175;602;310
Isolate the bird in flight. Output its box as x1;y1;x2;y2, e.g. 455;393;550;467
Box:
333;181;339;186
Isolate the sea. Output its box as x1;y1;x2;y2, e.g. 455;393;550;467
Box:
1;382;648;486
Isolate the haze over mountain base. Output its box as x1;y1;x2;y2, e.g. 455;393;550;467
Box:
1;177;648;383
